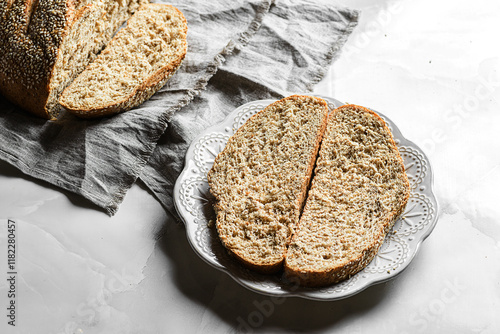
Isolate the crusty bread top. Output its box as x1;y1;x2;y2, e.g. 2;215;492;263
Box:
59;3;188;118
284;104;410;287
207;95;329;273
0;0;149;119
0;0;69;118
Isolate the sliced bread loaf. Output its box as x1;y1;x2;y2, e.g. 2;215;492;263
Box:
0;0;149;119
207;95;329;273
284;104;410;287
59;3;187;118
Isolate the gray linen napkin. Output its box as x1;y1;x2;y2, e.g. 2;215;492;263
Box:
0;0;272;215
140;1;359;217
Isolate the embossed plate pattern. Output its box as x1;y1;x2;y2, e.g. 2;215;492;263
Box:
173;96;439;301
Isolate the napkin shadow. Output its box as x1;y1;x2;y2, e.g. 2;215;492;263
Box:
156;215;394;333
0;159;108;214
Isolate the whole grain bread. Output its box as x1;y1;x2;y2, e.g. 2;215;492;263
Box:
0;0;149;119
59;3;187;118
284;104;410;287
207;95;330;273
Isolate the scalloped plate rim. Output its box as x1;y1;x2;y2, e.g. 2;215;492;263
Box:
173;95;439;301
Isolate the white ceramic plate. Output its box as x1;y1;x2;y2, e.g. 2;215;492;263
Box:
173;96;438;301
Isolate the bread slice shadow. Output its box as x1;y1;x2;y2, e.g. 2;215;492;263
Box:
155;210;394;332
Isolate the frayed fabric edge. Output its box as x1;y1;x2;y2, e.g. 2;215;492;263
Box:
107;0;274;215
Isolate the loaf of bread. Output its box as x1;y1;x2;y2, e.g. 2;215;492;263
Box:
0;0;149;119
59;3;188;118
284;104;410;286
207;95;330;273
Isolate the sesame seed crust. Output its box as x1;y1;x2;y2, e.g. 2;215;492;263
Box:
58;3;188;118
0;0;68;118
0;0;149;119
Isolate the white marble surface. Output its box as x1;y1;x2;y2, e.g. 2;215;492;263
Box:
1;0;500;333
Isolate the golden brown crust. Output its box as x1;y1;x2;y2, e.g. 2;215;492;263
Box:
216;210;285;274
284;242;382;287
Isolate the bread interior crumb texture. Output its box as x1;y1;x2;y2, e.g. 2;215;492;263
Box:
47;0;147;116
284;105;410;286
59;3;187;111
207;96;329;272
0;0;148;118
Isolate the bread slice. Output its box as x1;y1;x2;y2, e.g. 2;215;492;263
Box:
284;104;410;287
59;3;187;118
207;95;329;273
0;0;149;119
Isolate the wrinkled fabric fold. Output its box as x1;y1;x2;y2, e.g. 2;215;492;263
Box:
140;1;359;218
0;0;273;215
0;1;358;215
